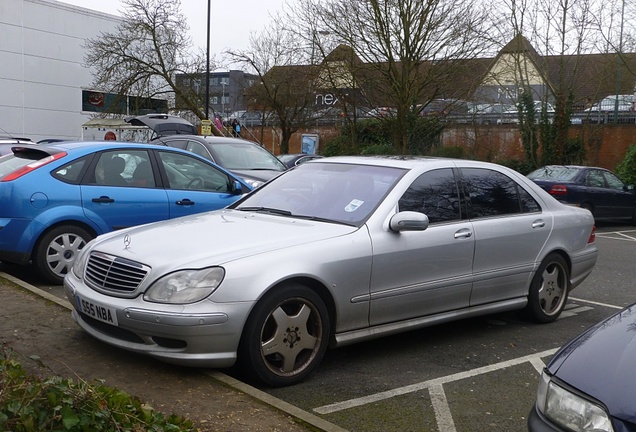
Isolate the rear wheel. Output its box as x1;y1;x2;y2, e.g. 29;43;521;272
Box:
526;253;569;323
33;225;93;285
239;284;330;387
580;202;594;216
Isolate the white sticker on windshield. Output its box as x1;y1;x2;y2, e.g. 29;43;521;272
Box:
345;199;364;212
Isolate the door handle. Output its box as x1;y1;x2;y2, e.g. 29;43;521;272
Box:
92;196;115;203
532;220;545;228
176;199;195;206
454;228;472;239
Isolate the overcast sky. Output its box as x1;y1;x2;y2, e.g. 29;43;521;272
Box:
58;0;286;63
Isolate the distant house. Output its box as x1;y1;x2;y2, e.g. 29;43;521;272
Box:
262;35;636;115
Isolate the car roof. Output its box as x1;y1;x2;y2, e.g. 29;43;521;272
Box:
124;114;197;136
7;140;204;157
312;155;505;170
155;135;267;147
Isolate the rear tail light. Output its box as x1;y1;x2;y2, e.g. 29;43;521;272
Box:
588;225;596;243
549;184;568;195
1;152;67;181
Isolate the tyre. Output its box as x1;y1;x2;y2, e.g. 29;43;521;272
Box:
239;284;330;387
526;253;569;323
33;225;93;285
580;202;594;216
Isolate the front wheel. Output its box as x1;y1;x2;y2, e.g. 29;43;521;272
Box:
239;284;330;387
33;225;93;285
526;253;570;323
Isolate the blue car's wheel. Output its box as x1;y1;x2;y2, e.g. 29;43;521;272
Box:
33;225;93;284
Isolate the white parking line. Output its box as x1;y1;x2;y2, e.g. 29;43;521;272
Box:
596;230;636;241
430;384;457;432
569;297;624;310
313;348;559;417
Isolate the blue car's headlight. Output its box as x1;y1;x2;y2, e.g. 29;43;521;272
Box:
144;267;225;304
536;371;614;432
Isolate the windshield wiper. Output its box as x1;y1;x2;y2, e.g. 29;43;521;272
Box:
237;206;292;216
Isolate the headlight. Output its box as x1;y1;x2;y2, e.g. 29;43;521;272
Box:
71;244;91;279
243;178;264;188
144;267;225;304
537;371;614;432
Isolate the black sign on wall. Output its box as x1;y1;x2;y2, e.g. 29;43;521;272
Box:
82;90;167;115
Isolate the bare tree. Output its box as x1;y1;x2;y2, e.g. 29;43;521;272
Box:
83;0;222;134
294;0;495;154
226;23;321;153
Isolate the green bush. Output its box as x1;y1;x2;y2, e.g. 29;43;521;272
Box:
0;346;193;431
616;145;636;186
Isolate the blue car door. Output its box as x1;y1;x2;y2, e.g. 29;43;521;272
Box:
80;150;170;232
156;150;245;218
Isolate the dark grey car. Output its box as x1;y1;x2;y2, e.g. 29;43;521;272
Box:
152;135;287;188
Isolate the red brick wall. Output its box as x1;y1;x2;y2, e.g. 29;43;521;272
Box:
245;124;636;170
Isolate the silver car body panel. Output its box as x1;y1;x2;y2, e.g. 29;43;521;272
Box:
65;156;598;367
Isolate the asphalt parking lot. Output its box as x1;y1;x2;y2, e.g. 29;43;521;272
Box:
2;221;634;432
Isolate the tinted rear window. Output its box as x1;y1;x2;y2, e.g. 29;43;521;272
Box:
527;166;580;180
0;152;47;178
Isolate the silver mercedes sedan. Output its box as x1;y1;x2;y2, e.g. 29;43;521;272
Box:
64;156;598;386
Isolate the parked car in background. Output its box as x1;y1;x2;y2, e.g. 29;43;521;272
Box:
528;303;636;431
0;136;36;156
65;156;597;387
585;94;635;112
468;103;517;124
527;165;636;224
0;141;250;284
277;153;324;168
124;114;198;139
152;135;288;188
497;101;555;124
366;106;397;118
420;99;470;117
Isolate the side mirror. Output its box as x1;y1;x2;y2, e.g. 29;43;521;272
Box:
389;211;429;232
231;180;243;195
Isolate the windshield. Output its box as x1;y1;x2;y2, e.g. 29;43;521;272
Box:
232;162;405;225
528;166;581;181
210;142;286;172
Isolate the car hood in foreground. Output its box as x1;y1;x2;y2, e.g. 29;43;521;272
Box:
90;209;356;270
547;304;636;423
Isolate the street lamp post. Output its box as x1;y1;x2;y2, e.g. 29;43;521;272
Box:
221;82;227;118
205;0;211;120
614;0;625;123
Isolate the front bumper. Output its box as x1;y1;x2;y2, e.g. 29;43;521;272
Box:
528;403;564;432
64;272;254;368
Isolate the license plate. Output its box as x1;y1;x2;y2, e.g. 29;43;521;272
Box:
76;295;119;326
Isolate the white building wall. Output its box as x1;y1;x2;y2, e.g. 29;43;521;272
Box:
0;0;120;141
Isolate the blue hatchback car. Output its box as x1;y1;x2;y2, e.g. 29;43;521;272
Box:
0;141;251;284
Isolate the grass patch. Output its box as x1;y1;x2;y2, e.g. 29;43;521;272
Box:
0;345;194;431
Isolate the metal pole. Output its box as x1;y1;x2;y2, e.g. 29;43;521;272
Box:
205;0;211;120
222;82;226;118
614;0;625;123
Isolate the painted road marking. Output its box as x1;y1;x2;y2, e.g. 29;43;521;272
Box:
314;298;624;432
569;297;624;310
596;230;636;241
313;349;559;416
